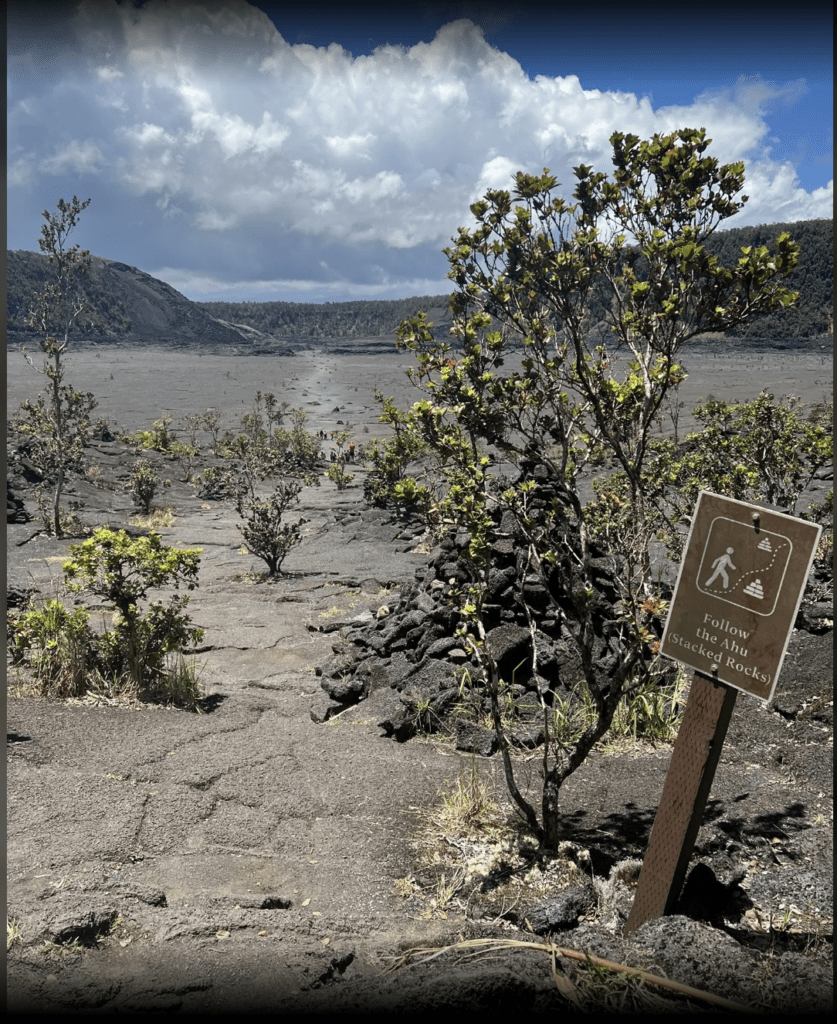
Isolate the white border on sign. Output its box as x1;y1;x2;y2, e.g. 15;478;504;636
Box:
696;516;793;615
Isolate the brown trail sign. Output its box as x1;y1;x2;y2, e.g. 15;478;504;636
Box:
623;491;822;936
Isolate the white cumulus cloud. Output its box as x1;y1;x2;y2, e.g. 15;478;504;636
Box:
40;139;105;175
7;1;831;300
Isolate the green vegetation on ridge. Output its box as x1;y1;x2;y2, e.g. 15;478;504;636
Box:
7;219;832;345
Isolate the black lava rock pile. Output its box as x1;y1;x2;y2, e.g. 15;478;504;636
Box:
7;481;32;524
313;501;671;750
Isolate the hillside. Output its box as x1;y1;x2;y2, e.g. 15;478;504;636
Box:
5;251;294;354
702;218;832;338
6;218;832;350
195;294;454;342
195;218;833;342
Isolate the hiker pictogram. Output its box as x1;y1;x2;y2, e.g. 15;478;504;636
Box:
705;547;736;589
697;517;793;616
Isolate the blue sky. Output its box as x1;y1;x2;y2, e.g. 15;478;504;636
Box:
7;0;833;304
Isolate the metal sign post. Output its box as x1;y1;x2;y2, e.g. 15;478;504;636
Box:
624;492;821;936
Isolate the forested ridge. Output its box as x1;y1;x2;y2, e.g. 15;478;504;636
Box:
196;293;453;340
196;218;835;341
7;218;832;344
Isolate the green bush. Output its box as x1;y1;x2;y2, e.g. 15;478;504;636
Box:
278;413;322;471
237;481;307;576
222;431;282;503
60;528;205;703
131;414;176;453
362;393;429;509
128;459;162;514
390;127;801;849
587;392;833;563
8;599;96;698
168;440;200;483
326;462;354;490
220;399;322;501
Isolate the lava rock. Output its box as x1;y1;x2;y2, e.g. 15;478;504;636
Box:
376;689;414;741
454;720;497;757
321;673;366;703
484;624;533;684
526;885;596;933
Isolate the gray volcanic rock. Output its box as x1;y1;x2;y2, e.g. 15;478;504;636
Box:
484;623;534;683
5;346;833;1015
526;885;597;933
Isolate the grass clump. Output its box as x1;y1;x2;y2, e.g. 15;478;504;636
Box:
429;761;504;837
545;669;687;754
384;939;758;1014
130;505;175;530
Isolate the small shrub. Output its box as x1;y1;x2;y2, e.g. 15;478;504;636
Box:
237;481;307;576
200;408;223;454
7;598;95;698
181;413;204;448
277;418;321;472
129;459;162;513
629;392;835;561
326;462;354;490
807;399;834;432
222;433;282;503
61;528;204;699
95;596;203;691
168;440;199;483
132;414;175;453
33;486;84;536
363;395;428;508
195;466;228;500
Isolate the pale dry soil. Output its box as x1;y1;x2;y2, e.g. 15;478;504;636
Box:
6;344;833;1013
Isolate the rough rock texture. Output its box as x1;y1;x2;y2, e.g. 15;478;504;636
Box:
313;504;671;744
7;480;32;523
6;347;833;1013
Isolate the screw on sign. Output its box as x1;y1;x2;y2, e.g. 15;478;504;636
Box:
623;491;821;936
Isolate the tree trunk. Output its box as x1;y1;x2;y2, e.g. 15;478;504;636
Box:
53;467;65;538
542;766;564;850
